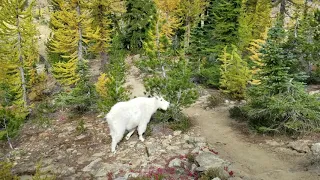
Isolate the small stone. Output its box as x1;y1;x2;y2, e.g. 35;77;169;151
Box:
228;177;243;180
136;143;145;149
92;152;105;157
125;172;139;178
168;158;182;168
66;148;73;153
115;177;127;180
173;130;182;136
168;135;173;140
72;150;77;154
225;100;230;104
166;146;180;151
191;164;197;173
265;140;283;147
162;139;171;146
212;178;221;180
184;135;190;141
76;135;86;140
192;147;200;154
183;144;194;149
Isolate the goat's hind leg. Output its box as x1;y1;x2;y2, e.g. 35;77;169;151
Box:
125;128;136;140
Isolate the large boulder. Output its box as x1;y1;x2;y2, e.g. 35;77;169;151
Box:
195;152;230;172
287;140;311;153
311;143;320;156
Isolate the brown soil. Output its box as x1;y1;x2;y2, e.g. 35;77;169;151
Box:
183;105;319;180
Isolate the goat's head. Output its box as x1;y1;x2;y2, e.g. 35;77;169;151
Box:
155;96;170;111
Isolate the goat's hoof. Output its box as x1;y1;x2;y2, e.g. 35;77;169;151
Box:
125;136;130;140
139;137;145;142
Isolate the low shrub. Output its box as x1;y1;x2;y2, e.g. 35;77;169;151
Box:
0;160;18;180
207;92;225;108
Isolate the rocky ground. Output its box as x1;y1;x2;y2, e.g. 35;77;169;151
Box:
1;111;235;180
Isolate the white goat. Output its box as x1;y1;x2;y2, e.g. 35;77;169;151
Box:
106;96;170;153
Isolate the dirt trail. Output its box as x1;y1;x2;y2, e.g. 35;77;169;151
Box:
183;106;317;180
127;55;318;180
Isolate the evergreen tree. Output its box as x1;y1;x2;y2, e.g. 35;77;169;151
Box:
95;42;129;113
272;0;304;21
209;0;242;56
122;0;157;52
0;0;39;108
49;0;97;86
238;0;271;51
219;45;250;99
177;0;207;51
89;0;126;71
284;5;320;83
152;0;181;57
0;0;39;138
241;19;320;134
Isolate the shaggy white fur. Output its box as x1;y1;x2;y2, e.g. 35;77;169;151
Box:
106;96;170;153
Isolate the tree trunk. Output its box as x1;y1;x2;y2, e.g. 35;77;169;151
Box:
100;51;109;72
280;0;286;17
184;19;191;50
16;7;28;108
156;17;160;59
76;4;83;62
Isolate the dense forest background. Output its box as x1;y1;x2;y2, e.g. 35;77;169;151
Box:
0;0;320;143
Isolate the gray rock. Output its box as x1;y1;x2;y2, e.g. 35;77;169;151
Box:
82;158;102;172
311;143;320;156
92;152;105;157
192;147;200;154
228;177;242;180
195;152;230;171
191;164;198;173
288;140;311;153
173;130;182;136
125;172;139;178
115;177;127;180
166;145;180;151
168;158;182;168
265;140;283;147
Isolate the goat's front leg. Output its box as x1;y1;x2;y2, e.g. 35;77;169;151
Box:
137;124;147;142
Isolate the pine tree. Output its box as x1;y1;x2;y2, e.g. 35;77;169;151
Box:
219;45;250;99
272;0;304;21
238;0;271;51
0;0;39;108
284;5;320;82
49;0;97;86
123;0;157;52
95;37;129;113
209;0;242;56
242;19;320;134
89;0;126;71
177;0;207;50
153;0;181;56
0;0;38;138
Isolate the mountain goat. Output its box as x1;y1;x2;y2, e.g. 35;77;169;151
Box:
106;96;170;153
